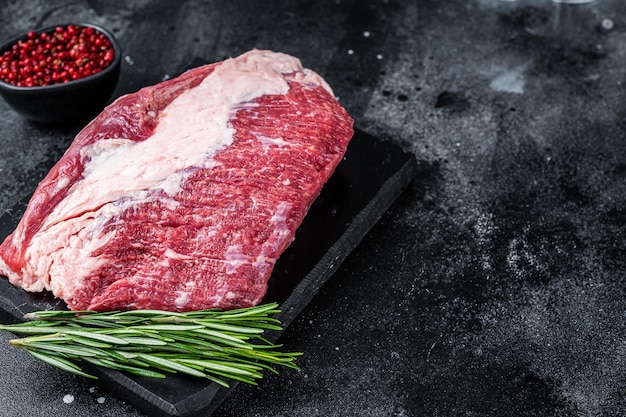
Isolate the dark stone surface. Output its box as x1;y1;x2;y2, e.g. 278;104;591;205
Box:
1;1;625;416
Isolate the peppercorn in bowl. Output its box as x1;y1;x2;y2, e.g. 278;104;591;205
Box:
0;23;121;124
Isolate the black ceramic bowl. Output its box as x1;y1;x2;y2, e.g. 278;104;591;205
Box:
0;23;121;124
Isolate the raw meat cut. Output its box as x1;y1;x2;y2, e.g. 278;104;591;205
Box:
0;49;354;312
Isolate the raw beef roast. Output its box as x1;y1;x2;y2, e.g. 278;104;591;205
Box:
0;49;354;312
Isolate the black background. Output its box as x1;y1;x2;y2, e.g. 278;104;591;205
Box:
1;1;625;416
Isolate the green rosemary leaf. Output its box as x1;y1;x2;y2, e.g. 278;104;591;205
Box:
203;375;232;388
82;356;165;378
158;333;230;355
24;348;97;379
191;329;251;347
129;324;205;332
63;330;130;345
23;310;90;320
8;333;66;344
17;341;101;357
137;353;208;378
70;319;126;329
110;310;186;318
69;336;113;349
178;358;262;376
199;368;259;386
1;303;301;384
118;337;169;346
195;322;265;334
0;325;66;334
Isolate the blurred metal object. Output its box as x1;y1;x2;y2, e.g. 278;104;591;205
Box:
526;0;602;44
552;0;594;4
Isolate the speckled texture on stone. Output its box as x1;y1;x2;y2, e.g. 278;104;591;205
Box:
1;1;626;417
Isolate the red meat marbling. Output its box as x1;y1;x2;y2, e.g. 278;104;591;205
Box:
0;49;354;311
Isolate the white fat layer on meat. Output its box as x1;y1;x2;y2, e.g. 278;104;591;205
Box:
157;248;196;268
163;248;195;261
54;176;70;192
174;291;189;309
269;201;292;232
253;201;292;276
255;135;293;149
22;204;121;294
172;279;200;309
224;244;249;274
18;50;329;296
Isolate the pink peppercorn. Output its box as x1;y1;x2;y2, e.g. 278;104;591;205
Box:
0;25;115;87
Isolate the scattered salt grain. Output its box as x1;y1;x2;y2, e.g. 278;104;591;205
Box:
363;31;371;37
376;54;383;60
347;49;354;55
601;18;614;31
89;387;96;393
124;55;134;65
97;397;106;404
63;394;75;404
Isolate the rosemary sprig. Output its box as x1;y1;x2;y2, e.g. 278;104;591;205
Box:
0;302;301;387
